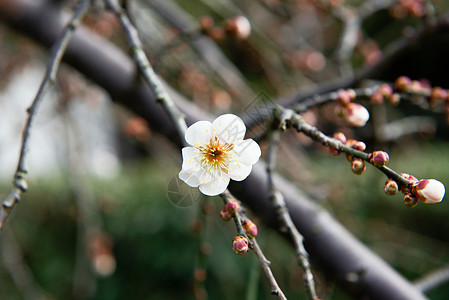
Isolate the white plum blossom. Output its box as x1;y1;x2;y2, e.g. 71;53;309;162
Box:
179;114;261;196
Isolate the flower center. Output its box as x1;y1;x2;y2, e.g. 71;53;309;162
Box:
199;136;234;174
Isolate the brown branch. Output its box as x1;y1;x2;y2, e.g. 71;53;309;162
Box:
0;0;92;230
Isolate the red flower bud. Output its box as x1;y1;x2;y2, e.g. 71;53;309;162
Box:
370;151;389;167
389;93;400;105
329;132;347;155
394;76;411;91
220;208;233;221
384;179;398;196
336;89;352;105
429;87;448;107
370;91;384;105
351;158;366;175
242;220;258;239
232;236;249;255
379;84;393;99
403;193;418;208
225;200;239;214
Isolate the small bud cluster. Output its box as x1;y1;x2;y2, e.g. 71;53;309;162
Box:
384;174;445;208
340;135;368;175
199;15;251;41
393;76;449;122
389;0;426;19
370;84;397;105
334;89;370;127
220;200;240;221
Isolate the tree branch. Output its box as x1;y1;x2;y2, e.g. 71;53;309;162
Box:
0;1;429;299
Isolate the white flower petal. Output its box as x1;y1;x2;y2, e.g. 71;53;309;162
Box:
228;160;252;181
212;114;246;144
179;169;201;187
199;174;230;196
185;121;214;146
181;147;201;171
234;139;261;165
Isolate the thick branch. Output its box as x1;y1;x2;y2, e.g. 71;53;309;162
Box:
0;1;428;299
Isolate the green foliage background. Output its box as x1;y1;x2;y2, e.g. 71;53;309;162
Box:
1;140;448;300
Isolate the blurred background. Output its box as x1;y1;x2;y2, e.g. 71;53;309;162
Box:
1;0;449;299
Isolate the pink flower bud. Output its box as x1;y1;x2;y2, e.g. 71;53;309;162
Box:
336;90;352;105
429;87;448;107
242;220;258;239
329;132;347;155
412;179;446;204
384;179;398;196
395;76;411;91
351;158;366;175
379;84;393;99
232;236;249;255
344;103;370;127
370;91;384;105
389;93;400;105
404;194;418;208
225;200;240;214
220;208;233;221
370;151;389;167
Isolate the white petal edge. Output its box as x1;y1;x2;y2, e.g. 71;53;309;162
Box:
199;175;230;196
233;139;261;165
228;160;252;181
212;114;246;144
185;121;213;146
179;169;201;187
181;147;201;171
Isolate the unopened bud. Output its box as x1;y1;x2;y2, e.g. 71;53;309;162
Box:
343;103;370;127
351;158;366;175
370;151;389;167
199;16;214;32
370;91;384;105
404;193;418;208
346;139;366;151
242;220;258;239
379;84;393;99
429;87;448;107
225;199;240;214
384;179;398;196
389;93;400;105
413;179;445;204
336;89;352;105
220;208;232;221
395;76;411;91
232;235;249;255
224;16;251;40
329;132;346;155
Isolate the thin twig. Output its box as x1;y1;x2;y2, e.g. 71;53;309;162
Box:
0;227;49;300
414;264;449;293
104;0;188;145
266;123;319;300
252;239;287;300
0;0;92;230
221;190;288;299
279;107;412;189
